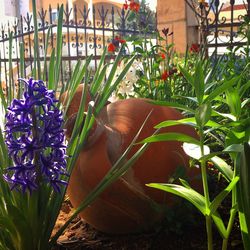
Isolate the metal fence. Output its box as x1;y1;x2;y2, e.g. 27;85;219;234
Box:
186;0;250;56
0;3;157;87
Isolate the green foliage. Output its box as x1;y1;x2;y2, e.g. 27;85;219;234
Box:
144;34;250;250
236;143;250;249
0;3;147;250
0;2;249;249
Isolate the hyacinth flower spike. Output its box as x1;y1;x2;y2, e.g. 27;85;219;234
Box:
4;78;68;194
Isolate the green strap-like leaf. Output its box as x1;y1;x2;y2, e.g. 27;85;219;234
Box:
210;156;233;181
90;46;107;94
211;211;227;239
179;65;194;87
204;76;239;104
48;49;55;90
193;62;205;104
54;5;64;91
42;25;52;81
209;176;239;214
149;100;195;114
195;103;212;127
146;183;207;215
6;204;34;250
140;132;200;145
225;88;241;119
155;117;197;129
236;143;250;249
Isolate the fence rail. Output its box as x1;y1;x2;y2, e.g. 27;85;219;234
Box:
0;3;157;87
186;0;250;55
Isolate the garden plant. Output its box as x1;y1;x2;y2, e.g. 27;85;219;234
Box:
0;1;150;249
0;0;249;250
142;19;250;250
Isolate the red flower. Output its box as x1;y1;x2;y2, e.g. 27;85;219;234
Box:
124;0;140;13
123;3;129;10
108;43;116;53
159;53;166;60
119;39;126;44
161;70;169;80
114;36;126;44
130;2;140;13
162;28;173;37
190;43;200;53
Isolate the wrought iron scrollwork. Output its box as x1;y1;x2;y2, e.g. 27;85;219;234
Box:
0;2;157;85
185;0;250;55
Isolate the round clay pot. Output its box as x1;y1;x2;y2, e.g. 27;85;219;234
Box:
63;85;200;234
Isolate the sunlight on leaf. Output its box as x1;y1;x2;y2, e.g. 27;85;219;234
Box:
183;143;210;160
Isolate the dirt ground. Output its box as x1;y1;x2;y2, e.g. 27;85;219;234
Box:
52;172;244;250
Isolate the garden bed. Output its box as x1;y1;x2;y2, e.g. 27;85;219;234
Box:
53;171;244;250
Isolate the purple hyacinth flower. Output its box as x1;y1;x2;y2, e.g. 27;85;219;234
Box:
4;78;68;193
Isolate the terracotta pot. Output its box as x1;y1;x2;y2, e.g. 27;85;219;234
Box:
63;85;201;234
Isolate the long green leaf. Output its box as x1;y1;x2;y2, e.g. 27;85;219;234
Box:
54;5;64;91
140;132;200;145
155;117;197;129
42;25;52;81
90;64;108;95
236;143;250;249
32;0;41;79
210;156;233;181
195;103;212;127
90;46;107;94
204;76;239;104
8;31;13;105
193;62;204;104
48;49;55;89
179;65;194;87
6;204;34;250
211;211;227;239
147;183;207;215
149;100;195;114
209;176;239;214
226;88;241;118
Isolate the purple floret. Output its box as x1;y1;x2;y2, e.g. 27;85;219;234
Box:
4;78;68;193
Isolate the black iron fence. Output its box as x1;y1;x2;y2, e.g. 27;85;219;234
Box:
0;3;157;87
2;1;249;89
186;0;250;56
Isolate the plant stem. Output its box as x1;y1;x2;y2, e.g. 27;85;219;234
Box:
222;157;238;250
206;216;213;250
200;127;213;250
222;208;237;250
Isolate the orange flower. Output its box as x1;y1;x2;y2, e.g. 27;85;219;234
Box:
161;70;169;80
108;43;116;53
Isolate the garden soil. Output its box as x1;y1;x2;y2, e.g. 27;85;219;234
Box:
52;171;244;250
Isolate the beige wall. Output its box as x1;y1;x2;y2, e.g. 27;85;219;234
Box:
157;0;198;53
29;0;123;11
29;0;68;10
